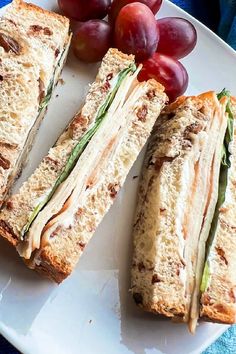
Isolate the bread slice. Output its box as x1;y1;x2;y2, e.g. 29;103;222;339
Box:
200;98;236;324
0;48;135;247
131;92;228;322
0;0;70;206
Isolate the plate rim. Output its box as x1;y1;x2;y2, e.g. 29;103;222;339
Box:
0;0;234;353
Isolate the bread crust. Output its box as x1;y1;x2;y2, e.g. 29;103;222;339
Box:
135;301;186;320
0;220;18;246
11;0;69;26
201;303;236;324
33;249;73;283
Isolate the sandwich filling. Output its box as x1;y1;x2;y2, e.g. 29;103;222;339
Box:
200;91;234;294
39;35;72;112
166;93;228;322
188;91;231;332
18;63;138;258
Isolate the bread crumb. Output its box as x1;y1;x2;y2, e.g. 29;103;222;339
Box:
58;78;65;85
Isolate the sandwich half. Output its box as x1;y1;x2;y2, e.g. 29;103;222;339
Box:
131;91;233;331
200;95;236;324
0;48;167;283
0;0;71;206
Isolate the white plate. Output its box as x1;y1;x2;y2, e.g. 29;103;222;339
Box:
0;1;235;354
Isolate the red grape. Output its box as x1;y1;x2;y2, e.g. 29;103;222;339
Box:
114;3;159;62
109;0;163;23
58;0;111;21
72;20;112;63
156;17;197;59
138;53;188;102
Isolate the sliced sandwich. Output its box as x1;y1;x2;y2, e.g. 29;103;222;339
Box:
0;0;71;206
0;48;167;283
200;95;236;324
131;90;235;332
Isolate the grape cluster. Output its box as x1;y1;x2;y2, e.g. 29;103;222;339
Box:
58;0;197;101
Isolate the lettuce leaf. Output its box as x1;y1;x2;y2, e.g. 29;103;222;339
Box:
21;64;136;238
200;90;234;293
39;79;54;111
39;44;69;112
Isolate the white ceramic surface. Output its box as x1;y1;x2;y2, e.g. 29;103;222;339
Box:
0;1;235;353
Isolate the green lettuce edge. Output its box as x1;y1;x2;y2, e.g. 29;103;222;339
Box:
39;47;65;112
